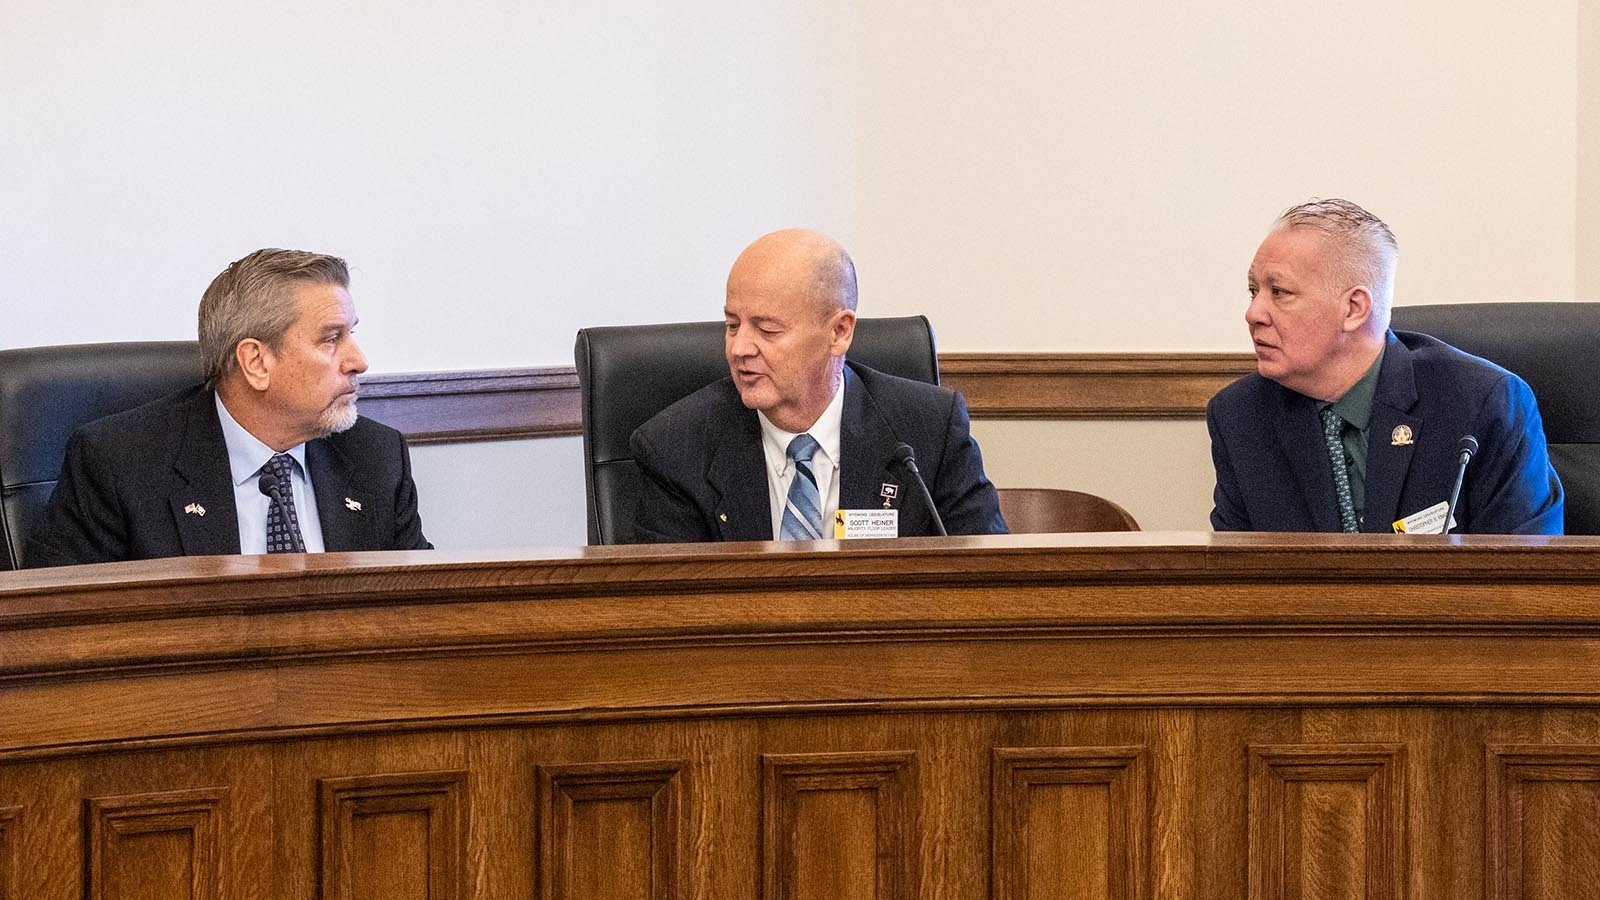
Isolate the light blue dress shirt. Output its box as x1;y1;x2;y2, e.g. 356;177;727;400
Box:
214;393;327;554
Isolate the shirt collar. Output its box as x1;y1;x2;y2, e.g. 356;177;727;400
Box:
756;374;846;474
1325;344;1386;431
214;392;309;487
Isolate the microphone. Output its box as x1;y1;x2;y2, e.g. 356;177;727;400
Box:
1442;435;1479;538
891;442;947;537
258;470;307;553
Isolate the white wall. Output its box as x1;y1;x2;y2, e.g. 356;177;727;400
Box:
4;0;1594;545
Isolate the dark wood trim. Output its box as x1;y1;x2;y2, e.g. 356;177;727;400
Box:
360;353;1257;442
939;353;1256;420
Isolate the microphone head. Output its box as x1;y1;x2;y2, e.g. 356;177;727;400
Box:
891;442;918;470
258;471;279;498
1457;435;1479;459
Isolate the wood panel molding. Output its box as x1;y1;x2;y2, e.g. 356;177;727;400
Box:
1247;744;1407;900
319;771;468;900
762;751;918;900
358;353;1255;442
538;759;687;900
85;788;225;900
992;746;1150;900
0;805;17;900
1486;746;1600;900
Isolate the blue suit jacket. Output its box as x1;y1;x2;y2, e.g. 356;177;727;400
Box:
630;363;1007;542
26;384;432;566
1207;330;1563;534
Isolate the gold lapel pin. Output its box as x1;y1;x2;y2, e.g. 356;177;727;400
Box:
184;502;206;517
1391;424;1414;447
344;497;362;511
718;513;728;522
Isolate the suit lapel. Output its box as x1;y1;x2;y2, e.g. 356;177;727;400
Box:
1272;386;1344;532
1362;334;1420;531
308;438;376;551
838;367;902;514
169;391;242;555
706;411;772;541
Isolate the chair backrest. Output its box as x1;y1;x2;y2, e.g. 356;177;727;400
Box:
574;316;939;545
997;488;1140;533
1388;302;1600;535
0;341;204;569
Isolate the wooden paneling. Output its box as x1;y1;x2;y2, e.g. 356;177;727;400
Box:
85;788;225;900
992;747;1150;900
353;353;1255;442
1486;747;1600;900
319;771;468;900
939;353;1255;419
0;805;17;900
4;537;1600;897
1247;745;1407;900
538;759;687;900
762;751;917;900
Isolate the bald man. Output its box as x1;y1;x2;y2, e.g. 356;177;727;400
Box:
629;228;1007;543
1208;199;1563;534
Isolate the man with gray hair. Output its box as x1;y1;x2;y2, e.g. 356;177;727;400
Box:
1207;199;1563;534
28;248;431;566
630;227;1006;542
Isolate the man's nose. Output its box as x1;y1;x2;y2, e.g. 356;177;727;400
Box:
727;328;755;358
1245;293;1269;328
344;336;369;374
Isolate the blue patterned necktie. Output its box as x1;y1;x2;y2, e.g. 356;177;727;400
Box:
263;453;306;553
1320;407;1359;533
779;434;824;541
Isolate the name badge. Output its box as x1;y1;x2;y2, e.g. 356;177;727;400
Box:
833;509;900;539
1392;500;1456;535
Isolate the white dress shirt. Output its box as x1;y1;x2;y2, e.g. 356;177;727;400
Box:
757;378;846;540
214;393;327;554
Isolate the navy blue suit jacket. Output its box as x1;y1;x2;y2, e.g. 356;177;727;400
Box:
26;384;432;566
630;362;1007;542
1207;330;1563;534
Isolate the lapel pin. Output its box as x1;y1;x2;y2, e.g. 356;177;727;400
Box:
719;513;728;522
184;502;206;517
880;483;899;509
344;497;362;511
1391;424;1414;447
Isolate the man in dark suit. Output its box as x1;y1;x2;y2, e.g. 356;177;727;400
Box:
631;228;1006;542
1208;199;1563;534
27;249;431;566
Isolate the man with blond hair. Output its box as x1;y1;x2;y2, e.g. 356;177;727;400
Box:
630;228;1006;542
28;249;431;566
1207;199;1562;534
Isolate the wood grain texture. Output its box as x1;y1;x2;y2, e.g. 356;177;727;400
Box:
992;746;1150;900
86;788;225;900
1247;745;1407;900
350;353;1257;443
319;771;467;900
0;805;17;900
3;537;1600;897
538;759;687;900
762;751;917;900
1486;746;1600;900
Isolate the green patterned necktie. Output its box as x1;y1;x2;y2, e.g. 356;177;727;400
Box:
1320;407;1359;533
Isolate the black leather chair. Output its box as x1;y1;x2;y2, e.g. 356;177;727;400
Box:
1389;302;1600;535
574;316;939;545
0;341;203;569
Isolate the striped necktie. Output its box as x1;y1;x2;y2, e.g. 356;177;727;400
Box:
779;434;824;541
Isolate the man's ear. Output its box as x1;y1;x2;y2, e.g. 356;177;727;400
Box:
830;309;857;356
1342;286;1374;333
234;339;272;391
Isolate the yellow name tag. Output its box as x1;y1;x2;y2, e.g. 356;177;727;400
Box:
833;509;900;539
1392;500;1454;534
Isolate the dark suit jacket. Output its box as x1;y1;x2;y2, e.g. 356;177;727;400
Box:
25;385;431;566
630;363;1007;542
1207;330;1564;534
